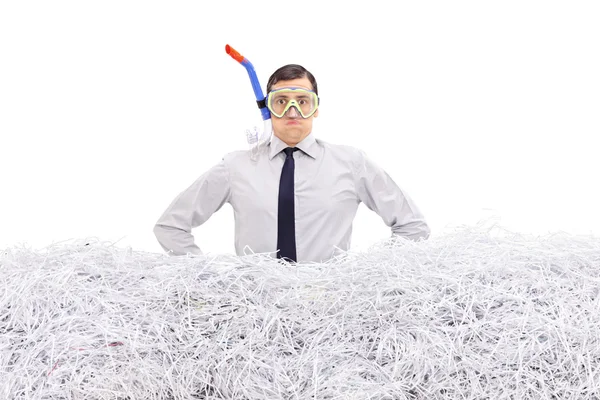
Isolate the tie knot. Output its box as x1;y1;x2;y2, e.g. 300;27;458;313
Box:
283;147;298;158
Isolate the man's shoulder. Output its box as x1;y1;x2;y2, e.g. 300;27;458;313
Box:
220;145;270;166
315;138;366;160
221;149;248;163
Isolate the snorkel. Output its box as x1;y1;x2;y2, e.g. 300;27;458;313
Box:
225;44;272;149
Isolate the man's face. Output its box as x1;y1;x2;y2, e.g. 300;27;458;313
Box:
268;77;319;147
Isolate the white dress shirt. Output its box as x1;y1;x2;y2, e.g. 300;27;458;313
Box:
154;133;430;262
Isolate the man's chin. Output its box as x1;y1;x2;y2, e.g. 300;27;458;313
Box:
276;130;308;146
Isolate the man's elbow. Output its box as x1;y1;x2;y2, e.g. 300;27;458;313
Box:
153;223;170;243
153;224;173;254
393;221;430;241
153;224;201;256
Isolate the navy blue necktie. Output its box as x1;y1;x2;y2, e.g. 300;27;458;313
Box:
277;147;299;262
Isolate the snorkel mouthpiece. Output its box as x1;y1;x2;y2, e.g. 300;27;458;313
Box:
225;44;271;121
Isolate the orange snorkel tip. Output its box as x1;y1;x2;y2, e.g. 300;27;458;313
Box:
225;44;245;63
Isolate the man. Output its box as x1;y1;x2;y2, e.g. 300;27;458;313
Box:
153;64;430;263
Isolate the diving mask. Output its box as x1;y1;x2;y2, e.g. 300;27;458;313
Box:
266;87;319;118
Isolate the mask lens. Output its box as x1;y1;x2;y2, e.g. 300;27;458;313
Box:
267;88;318;118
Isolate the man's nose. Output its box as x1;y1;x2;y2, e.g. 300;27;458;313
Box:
285;105;300;118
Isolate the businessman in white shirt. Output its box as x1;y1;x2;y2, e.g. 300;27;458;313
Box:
154;64;430;263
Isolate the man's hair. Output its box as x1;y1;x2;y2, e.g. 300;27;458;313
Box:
266;64;318;95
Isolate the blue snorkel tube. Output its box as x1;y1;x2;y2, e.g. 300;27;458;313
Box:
225;44;272;148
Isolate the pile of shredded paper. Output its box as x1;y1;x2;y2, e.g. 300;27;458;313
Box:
2;224;600;399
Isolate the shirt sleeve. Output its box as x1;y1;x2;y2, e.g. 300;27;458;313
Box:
153;159;231;256
354;149;430;240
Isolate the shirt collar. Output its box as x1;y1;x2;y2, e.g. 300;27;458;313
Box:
268;132;318;160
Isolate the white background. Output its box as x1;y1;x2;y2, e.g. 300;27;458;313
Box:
1;1;599;254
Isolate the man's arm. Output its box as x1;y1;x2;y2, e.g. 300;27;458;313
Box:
153;159;231;256
354;150;430;240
